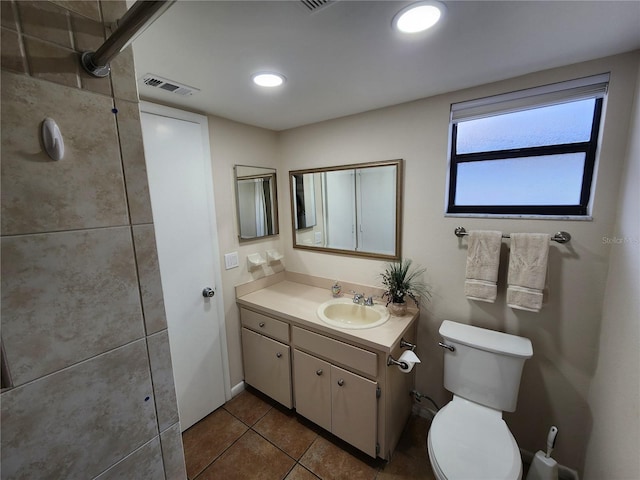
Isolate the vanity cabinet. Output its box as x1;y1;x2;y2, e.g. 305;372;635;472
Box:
294;349;378;457
293;350;331;431
238;294;416;461
240;310;292;408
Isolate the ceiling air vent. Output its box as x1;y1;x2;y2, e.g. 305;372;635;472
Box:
140;74;199;96
299;0;334;13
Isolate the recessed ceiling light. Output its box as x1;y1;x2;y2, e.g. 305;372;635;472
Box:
393;1;445;34
252;72;286;88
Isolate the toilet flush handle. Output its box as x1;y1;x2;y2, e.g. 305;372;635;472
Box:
438;342;455;352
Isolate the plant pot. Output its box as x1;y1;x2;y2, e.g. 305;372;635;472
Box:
388;301;407;316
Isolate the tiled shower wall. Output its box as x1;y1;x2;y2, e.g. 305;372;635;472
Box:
1;1;186;478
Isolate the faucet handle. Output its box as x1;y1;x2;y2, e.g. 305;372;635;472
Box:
364;296;374;306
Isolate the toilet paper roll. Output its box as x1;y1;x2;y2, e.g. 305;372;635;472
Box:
398;350;421;373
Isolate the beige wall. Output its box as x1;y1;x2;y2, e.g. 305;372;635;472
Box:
583;59;640;479
207;115;283;387
274;51;639;475
1;1;185;478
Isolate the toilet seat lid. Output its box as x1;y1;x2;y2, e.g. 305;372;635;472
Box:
429;398;522;480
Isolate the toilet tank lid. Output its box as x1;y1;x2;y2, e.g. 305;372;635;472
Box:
440;320;533;358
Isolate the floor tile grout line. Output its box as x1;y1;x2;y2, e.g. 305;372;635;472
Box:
249;425;298;462
191;427;252;480
222;401;273;428
188;391;420;480
281;461;297;480
189;412;320;479
249;417;320;464
186;404;254;480
292;462;322;480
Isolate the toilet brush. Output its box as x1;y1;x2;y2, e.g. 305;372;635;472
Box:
525;426;559;480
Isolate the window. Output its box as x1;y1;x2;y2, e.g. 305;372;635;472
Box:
447;74;608;217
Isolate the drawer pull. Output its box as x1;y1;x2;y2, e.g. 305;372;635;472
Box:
259;322;265;328
316;369;323;376
276;352;282;358
337;379;345;387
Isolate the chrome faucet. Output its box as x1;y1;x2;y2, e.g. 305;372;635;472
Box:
352;292;374;306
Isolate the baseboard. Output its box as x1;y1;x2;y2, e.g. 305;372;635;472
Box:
230;381;245;398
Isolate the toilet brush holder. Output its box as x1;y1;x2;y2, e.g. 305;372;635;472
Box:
525;426;559;480
526;450;558;480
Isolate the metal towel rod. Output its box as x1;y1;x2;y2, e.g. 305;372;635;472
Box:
454;227;571;244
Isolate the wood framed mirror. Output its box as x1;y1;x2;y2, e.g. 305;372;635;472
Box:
235;165;279;241
290;159;403;260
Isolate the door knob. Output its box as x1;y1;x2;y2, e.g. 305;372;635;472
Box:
316;369;323;376
202;287;215;298
337;379;345;386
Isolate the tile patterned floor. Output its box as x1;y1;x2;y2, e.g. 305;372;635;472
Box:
182;387;436;480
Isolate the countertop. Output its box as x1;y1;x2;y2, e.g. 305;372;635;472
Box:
236;280;418;353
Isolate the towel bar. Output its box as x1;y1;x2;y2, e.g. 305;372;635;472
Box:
454;227;571;244
400;339;416;351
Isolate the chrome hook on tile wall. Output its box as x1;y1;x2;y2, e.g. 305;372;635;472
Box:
41;118;64;161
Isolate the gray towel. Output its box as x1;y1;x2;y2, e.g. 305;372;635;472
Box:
464;230;502;303
507;233;551;312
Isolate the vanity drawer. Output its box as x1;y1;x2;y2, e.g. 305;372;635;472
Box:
241;308;289;343
292;326;377;378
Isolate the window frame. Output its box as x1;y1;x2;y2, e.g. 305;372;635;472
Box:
446;79;606;217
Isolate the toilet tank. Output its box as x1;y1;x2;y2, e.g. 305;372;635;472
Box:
439;320;533;412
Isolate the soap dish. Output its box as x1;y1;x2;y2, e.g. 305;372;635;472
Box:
247;253;266;271
266;249;283;264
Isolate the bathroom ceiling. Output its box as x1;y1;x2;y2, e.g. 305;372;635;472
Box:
131;1;640;131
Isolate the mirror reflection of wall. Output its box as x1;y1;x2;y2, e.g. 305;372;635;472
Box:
293;174;317;230
355;165;397;254
323;170;356;250
290;160;402;260
235;165;279;241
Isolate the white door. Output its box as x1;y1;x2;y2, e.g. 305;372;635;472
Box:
140;102;230;431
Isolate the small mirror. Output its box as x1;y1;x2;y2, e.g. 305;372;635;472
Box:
290;159;403;260
235;165;279;241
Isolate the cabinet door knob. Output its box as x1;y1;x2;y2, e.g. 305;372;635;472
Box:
259;322;265;328
316;369;323;376
337;379;345;386
276;352;282;358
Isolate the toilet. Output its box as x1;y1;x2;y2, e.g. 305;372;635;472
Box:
427;320;533;480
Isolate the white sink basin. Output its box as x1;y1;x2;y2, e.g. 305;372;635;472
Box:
317;298;390;329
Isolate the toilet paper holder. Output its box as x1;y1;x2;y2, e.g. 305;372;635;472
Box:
387;356;409;370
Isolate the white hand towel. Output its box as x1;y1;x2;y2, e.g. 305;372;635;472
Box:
464;230;502;303
507;233;551;312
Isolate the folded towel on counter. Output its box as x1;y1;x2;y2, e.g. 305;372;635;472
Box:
464;230;503;303
507;233;551;312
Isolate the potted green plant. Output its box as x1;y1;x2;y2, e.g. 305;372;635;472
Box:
380;258;429;316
